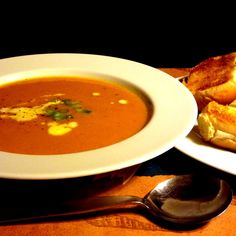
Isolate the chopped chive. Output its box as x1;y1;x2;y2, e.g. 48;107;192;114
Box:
45;108;72;121
44;98;91;121
76;108;92;113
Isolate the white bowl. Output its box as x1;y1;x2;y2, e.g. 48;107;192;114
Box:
0;53;198;179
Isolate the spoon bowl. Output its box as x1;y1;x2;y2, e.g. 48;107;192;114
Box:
0;175;232;225
143;175;232;225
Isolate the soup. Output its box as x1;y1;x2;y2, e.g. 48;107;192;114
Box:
0;76;151;154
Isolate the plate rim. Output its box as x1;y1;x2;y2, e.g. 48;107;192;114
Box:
175;127;236;175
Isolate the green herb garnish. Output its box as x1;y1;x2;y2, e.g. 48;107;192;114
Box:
62;99;92;114
46;108;73;121
45;98;91;121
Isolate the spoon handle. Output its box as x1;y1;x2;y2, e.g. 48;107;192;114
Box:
0;196;144;223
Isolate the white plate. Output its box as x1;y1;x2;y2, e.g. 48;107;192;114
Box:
0;53;197;180
176;126;236;175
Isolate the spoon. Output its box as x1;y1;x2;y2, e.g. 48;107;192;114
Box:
176;74;189;83
0;175;232;225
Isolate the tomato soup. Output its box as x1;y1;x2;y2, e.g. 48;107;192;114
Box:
0;76;151;154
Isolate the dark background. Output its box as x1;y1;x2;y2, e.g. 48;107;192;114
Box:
0;5;235;68
1;34;234;69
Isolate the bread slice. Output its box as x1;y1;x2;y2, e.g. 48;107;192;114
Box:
197;100;236;151
185;52;236;111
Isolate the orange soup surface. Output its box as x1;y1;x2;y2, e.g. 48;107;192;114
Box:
0;76;151;154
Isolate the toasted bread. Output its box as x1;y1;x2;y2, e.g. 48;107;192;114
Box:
198;100;236;151
185;52;236;111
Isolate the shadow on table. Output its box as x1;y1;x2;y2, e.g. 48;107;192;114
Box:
136;147;236;192
0;165;140;224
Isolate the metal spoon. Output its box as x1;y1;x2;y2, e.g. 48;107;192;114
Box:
0;175;232;225
176;74;189;83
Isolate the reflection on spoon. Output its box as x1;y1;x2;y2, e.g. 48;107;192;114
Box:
0;175;232;225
